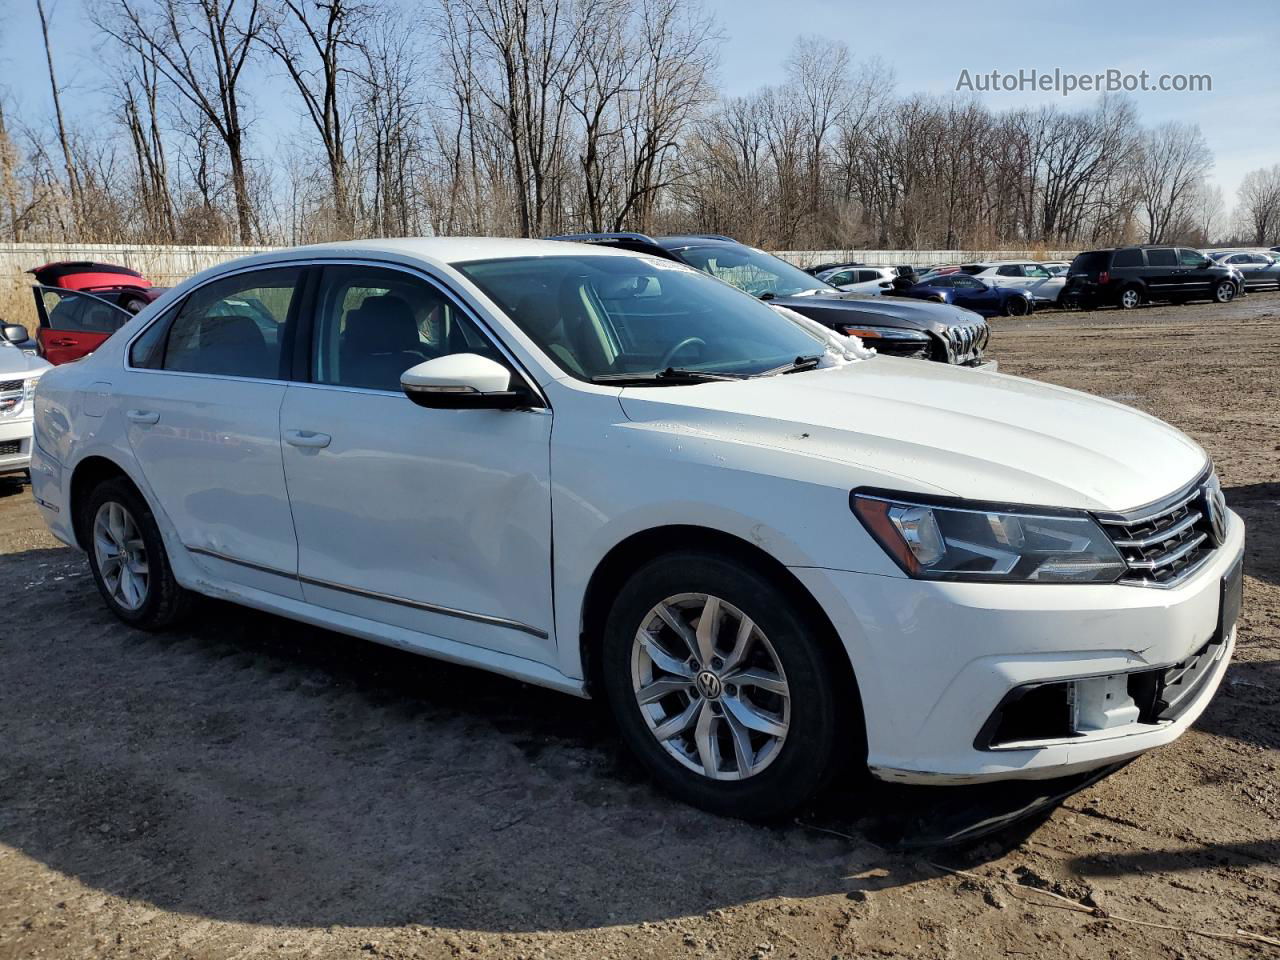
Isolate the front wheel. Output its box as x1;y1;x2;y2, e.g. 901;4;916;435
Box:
1213;280;1237;304
1004;296;1030;317
601;551;845;820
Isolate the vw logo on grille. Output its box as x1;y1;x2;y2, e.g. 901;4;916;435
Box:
695;670;723;700
1203;476;1228;546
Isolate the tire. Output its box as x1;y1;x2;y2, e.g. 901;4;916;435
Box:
1213;280;1236;304
83;477;194;630
1004;296;1030;317
1118;286;1143;310
926;295;945;303
600;550;845;820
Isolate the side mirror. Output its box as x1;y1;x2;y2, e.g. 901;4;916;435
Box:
2;324;27;343
400;353;533;410
1201;259;1214;269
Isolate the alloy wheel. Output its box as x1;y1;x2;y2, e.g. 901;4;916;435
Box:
1121;289;1141;309
93;501;150;611
630;593;790;781
1216;282;1236;303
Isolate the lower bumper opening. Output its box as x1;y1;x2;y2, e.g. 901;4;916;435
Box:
977;634;1228;750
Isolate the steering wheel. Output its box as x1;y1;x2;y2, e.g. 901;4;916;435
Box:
659;337;706;369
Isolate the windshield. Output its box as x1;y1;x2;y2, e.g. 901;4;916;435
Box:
676;244;835;298
456;254;830;381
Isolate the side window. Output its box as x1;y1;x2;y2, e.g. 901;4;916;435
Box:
996;265;1021;277
1112;248;1144;268
829;271;854;286
1146;248;1177;267
1177;248;1206;267
162;267;299;379
39;289;130;334
313;265;500;392
1023;265;1050;278
954;276;983;289
129;302;182;369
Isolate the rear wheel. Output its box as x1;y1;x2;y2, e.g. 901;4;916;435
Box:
1118;286;1143;310
601;551;845;820
83;477;193;629
1213;280;1237;304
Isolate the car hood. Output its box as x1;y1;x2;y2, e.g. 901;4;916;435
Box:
0;343;50;378
617;357;1206;512
770;291;982;332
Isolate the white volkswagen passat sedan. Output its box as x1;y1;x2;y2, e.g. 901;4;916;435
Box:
30;239;1244;819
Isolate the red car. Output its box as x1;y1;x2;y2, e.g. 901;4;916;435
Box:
30;262;167;364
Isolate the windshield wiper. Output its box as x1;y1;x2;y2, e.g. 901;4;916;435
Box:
757;354;824;377
591;367;747;385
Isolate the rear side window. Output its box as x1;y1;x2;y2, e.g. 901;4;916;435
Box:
1112;249;1144;268
1069;251;1110;273
996;265;1022;277
129;303;180;369
1146;249;1177;267
161;268;301;379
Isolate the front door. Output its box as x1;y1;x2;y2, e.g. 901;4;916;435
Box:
278;262;556;664
119;265;304;598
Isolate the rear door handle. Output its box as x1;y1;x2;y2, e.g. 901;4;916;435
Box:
284;429;332;449
50;337;78;347
126;410;160;425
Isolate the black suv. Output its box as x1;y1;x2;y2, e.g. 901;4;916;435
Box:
1063;246;1243;310
549;233;990;367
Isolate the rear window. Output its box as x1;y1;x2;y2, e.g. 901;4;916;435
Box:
1112;249;1144;268
1069;251;1110;274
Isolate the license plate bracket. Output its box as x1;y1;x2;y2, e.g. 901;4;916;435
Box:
1217;554;1244;644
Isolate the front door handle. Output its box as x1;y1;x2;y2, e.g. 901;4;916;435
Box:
126;409;160;425
284;429;332;449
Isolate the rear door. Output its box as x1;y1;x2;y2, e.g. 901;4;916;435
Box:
1141;248;1179;297
118;265;305;598
31;287;131;364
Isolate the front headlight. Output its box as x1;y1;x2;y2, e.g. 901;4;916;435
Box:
851;490;1126;583
836;324;930;343
24;378;37;401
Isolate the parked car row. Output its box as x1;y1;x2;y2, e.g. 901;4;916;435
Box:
29;235;1244;824
548;233;992;367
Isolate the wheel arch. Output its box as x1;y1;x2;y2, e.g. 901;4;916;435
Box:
68;455;140;550
577;524;861;712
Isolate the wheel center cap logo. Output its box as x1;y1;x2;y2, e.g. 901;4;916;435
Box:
695;670;722;700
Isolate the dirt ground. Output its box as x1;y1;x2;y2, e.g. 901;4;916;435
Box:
1;294;1278;960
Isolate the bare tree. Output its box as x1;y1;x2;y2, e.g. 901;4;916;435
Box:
1135;121;1212;244
1235;164;1280;245
261;0;367;233
36;0;83;228
99;0;265;243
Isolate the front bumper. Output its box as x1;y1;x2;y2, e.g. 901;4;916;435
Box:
792;508;1244;785
0;416;35;475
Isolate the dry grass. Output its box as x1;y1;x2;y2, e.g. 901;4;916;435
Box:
0;283;35;334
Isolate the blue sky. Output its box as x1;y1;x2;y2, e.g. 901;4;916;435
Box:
4;0;1278;212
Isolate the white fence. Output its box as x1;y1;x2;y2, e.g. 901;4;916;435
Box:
775;249;1080;268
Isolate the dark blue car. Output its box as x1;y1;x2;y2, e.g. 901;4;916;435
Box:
892;274;1035;317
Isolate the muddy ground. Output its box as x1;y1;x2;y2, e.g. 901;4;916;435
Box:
1;294;1278;960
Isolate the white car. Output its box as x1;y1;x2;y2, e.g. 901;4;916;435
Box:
30;238;1244;819
961;261;1066;305
815;265;898;295
0;328;51;478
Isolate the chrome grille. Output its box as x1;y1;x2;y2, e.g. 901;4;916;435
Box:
945;321;987;363
0;379;22;393
1096;471;1220;587
0;440;20;456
